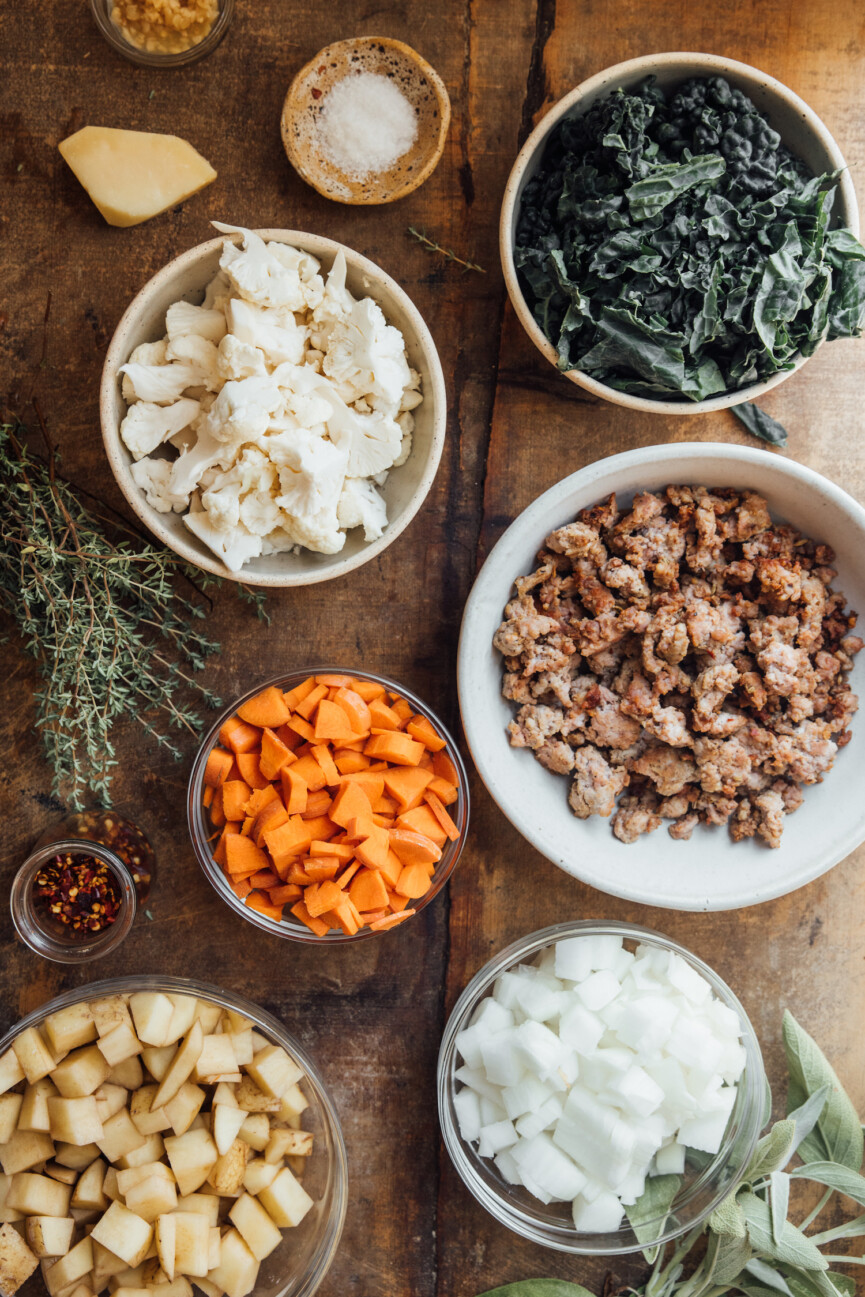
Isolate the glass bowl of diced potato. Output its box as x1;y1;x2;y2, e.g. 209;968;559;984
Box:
0;977;347;1297
187;668;470;943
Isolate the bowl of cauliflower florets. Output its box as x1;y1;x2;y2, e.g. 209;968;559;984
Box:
100;222;447;585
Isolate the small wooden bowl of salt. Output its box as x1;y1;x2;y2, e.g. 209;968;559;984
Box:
281;36;451;205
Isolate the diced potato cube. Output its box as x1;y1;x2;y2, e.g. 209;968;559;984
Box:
234;1081;278;1116
163;1084;205;1138
195;1278;222;1297
96;1024;141;1069
206;1140;247;1197
153;1026;203;1110
116;1133;165;1172
115;1164;173;1197
154;1214;175;1282
241;1161;278;1197
228;1194;281;1261
91;1238;126;1288
191;1005;222;1036
124;1174;177;1224
96;1111;145;1164
106;1058;143;1092
207;1229;258;1297
24;1216;75;1258
43;1007;97;1058
111;1288;150;1297
102;1166;120;1203
43;1165;77;1187
163;1130;217;1198
53;1144;98;1172
129;996;175;1049
108;1263;145;1289
0;1132;55;1177
172;1212;209;1277
164;999;199;1048
129;1086;171;1138
92;1086;127;1125
47;1098;104;1148
19;1080;59;1134
175;1194;219;1227
208;1228;221;1271
140;1048;174;1085
0;1052;25;1098
150;1280;192;1297
192;1039;236;1085
266;1129;312;1162
0;1096;22;1144
6;1173;72;1218
12;1029;56;1085
90;1202;153;1269
249;1033;269;1054
244;1048;301;1101
70;1159;107;1213
225;1034;253;1068
210;1084;237;1110
52;1048;111;1100
44;1237;93;1292
257;1167;313;1228
276;1085;308;1123
236;1117;268;1154
221;1013;252;1035
211;1107;246;1158
0;1221;39;1294
89;998;133;1040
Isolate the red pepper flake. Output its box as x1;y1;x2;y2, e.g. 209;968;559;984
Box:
33;852;122;934
311;87;322;100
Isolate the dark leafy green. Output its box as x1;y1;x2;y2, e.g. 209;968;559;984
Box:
515;75;865;400
731;402;789;446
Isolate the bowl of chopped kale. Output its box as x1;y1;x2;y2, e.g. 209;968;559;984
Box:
501;53;864;412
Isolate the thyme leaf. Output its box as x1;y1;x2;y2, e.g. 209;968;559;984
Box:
407;226;487;273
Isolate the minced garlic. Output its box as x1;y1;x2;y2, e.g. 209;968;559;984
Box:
110;0;218;54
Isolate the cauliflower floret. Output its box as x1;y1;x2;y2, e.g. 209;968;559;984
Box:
184;507;263;571
274;430;348;518
324;394;403;476
323;297;412;411
280;506;346;556
120;397;200;461
260;525;300;556
393;412;413;468
214;222;322;312
202;271;232;313
168;428;232;497
120;361;214;403
309;250;356;351
337;476;388;542
239;489;282;537
200;470;243;533
226;298;307;367
218;334;268;381
266;243;325;310
165;300;227;343
164;335;222;392
198;376;284;445
129;457;190;514
121;340;168;401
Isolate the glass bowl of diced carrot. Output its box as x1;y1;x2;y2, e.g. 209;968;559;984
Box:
187;668;470;942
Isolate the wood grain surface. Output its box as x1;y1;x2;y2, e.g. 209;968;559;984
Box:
1;2;864;1294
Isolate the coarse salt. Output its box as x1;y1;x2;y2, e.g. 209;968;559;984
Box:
317;72;418;178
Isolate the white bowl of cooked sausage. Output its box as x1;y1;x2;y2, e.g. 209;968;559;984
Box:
458;443;865;912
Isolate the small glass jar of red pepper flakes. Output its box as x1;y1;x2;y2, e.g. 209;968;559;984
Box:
34;810;155;902
10;839;137;964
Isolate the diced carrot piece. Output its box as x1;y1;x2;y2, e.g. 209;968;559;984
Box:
290;755;327;792
311;744;341;786
325;899;360;936
237;685;290;729
205;747;234;788
227;875;253;900
311;841;355;862
424;791;461;842
251;799;290;848
286;863;313;886
274;722;303;752
368;760;390;771
390;698;413;725
222;780;252;822
371;814;395;829
290;901;329;937
382;766;434;811
330;780;374;828
245;891;285;921
348;868;390;913
282;767;309;816
406;714;448;752
386;889;411;912
388;828;442;868
332;735;368;753
332;687;372;734
246;784;278;817
219;717;262;755
337;770;386;803
333;749;370;774
264;816;313;861
209;786;226;827
284;677;316;710
248;869;279;890
301;815;339;841
428;775;459;805
334;860;362;889
268;883;303;905
225;834;270;879
379;849;404;889
240;816;255;837
305;880;344;918
213;822;241;868
259;727;295;781
361;908;388;924
236;752;272;790
354;825;391;871
397;805;448;847
286;714;316;743
315;673;357;687
370;910;415;931
296;683;328;720
353;679;387;702
304;858;340;883
313;699;355;742
202;785;215;809
302;790;333;818
433;751;460;784
395;864;432;899
365;733;425;766
368;698;402;731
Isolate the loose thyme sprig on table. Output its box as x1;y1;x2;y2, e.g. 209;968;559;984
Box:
0;417;267;810
407;226;487;273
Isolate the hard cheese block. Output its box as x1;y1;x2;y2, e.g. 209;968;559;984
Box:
58;126;217;227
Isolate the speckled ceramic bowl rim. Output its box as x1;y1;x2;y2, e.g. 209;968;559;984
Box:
500;51;860;415
100;229;447;587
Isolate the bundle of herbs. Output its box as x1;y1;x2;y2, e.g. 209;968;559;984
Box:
515;76;865;401
0;419;266;809
477;1012;864;1297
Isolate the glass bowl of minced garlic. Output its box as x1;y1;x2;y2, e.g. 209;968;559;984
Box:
90;0;234;66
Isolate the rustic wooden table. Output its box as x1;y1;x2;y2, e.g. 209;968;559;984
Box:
2;2;865;1294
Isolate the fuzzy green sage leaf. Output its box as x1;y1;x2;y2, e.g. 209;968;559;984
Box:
477;1285;596;1297
783;1012;864;1170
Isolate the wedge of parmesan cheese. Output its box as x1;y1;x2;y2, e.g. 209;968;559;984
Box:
58;126;216;228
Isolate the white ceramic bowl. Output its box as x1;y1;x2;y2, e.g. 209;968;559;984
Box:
458;443;865;912
100;229;447;587
500;52;860;415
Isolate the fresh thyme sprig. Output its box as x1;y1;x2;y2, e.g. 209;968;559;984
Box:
0;419;267;810
407;226;487;273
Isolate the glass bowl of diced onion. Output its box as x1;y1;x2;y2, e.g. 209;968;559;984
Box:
0;975;346;1297
437;921;765;1255
187;667;470;944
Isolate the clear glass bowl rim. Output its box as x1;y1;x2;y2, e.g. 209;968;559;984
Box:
10;839;138;964
437;919;765;1256
187;666;470;944
0;974;347;1297
88;0;235;67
